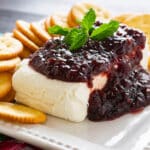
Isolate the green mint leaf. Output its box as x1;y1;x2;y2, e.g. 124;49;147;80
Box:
81;8;96;31
64;28;78;45
64;28;88;51
48;25;69;36
90;20;119;40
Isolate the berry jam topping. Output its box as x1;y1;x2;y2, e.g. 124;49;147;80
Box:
88;66;150;121
29;22;150;121
29;24;146;84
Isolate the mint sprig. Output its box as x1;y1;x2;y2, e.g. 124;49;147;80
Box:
48;25;69;36
64;28;88;51
48;9;119;51
90;20;119;40
81;8;96;31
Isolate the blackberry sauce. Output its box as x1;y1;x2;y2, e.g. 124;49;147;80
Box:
29;23;150;121
88;66;150;121
29;25;145;84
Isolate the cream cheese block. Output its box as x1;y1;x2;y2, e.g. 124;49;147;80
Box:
12;44;149;122
12;59;107;122
13;44;149;122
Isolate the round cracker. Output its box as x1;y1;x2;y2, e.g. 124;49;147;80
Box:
67;11;77;27
0;102;47;124
0;57;21;72
68;2;110;27
0;36;23;60
0;89;15;102
45;16;51;31
16;20;44;47
19;46;32;59
125;14;150;26
0;72;12;98
30;22;51;42
114;14;134;23
13;29;39;52
50;14;69;27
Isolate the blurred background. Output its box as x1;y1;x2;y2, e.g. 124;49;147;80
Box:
0;0;150;32
0;0;150;15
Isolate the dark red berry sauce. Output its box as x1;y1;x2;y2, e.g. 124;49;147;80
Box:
29;24;145;84
29;23;150;121
88;67;150;121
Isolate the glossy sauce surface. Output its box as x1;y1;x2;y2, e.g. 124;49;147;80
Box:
88;66;150;121
29;24;145;85
29;23;150;121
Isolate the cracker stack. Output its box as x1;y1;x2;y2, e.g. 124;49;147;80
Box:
13;20;50;58
0;35;23;102
0;35;47;123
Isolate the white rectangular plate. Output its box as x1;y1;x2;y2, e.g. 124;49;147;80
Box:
0;107;150;150
0;0;150;149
